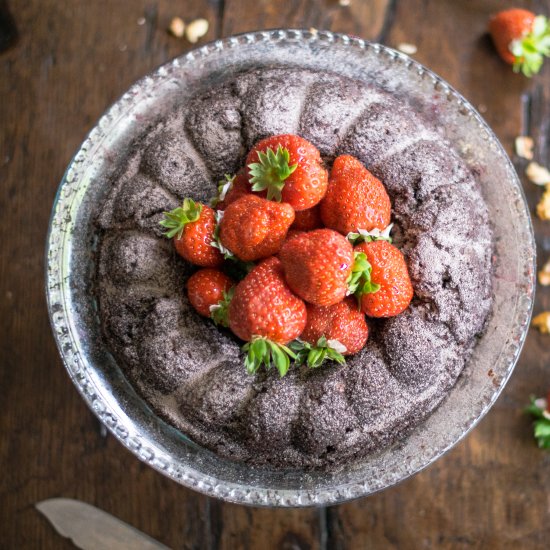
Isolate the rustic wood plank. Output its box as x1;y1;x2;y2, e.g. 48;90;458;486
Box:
327;1;550;548
222;0;392;40
0;1;221;548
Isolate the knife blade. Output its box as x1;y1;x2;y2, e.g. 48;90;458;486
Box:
36;498;171;550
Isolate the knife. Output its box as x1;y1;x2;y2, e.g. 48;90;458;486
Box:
36;498;171;550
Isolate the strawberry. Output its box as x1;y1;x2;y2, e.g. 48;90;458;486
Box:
291;205;323;231
212;170;251;211
300;297;369;356
219;194;295;262
187;269;234;326
228;257;307;376
246;134;328;211
320;154;391;236
354;240;413;318
279;228;356;306
488;10;550;76
160;198;223;267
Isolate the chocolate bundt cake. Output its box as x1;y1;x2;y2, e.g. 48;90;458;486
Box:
95;67;493;469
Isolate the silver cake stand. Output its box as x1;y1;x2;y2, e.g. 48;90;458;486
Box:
45;30;535;507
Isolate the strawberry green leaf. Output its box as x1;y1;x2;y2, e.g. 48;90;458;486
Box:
242;337;296;377
248;145;298;202
159;198;203;239
210;174;235;207
291;337;346;369
346;224;393;245
347;251;380;298
510;15;550;77
209;287;234;327
210;209;236;259
525;396;550;449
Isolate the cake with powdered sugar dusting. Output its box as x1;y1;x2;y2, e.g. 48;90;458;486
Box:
95;67;493;469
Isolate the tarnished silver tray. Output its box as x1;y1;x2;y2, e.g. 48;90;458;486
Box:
45;30;535;506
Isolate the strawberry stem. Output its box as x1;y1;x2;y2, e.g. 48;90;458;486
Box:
209;287;234;327
525;395;550;449
159;198;203;239
291;336;346;369
248;145;298;202
347;251;380;299
243;336;296;377
210;174;235;207
511;15;550;77
346;224;393;245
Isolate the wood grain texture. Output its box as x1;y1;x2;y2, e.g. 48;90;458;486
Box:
1;1;550;549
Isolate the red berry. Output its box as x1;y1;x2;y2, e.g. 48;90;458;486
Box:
291;205;323;231
187;269;233;318
279;228;354;306
246;134;328;211
228;257;306;344
355;240;413;318
320;154;391;236
214;170;251;211
301;297;369;356
219;194;295;262
160;199;223;267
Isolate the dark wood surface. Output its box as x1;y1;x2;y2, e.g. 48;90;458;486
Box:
2;0;550;548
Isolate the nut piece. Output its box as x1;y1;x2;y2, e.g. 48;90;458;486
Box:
515;136;534;160
186;18;209;43
397;43;418;55
539;259;550;286
533;312;550;334
537;185;550;220
526;162;550;185
168;17;185;38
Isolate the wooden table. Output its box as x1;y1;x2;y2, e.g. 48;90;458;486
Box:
2;1;550;548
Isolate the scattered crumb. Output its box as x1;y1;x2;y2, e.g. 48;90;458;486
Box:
397;43;417;55
526;162;550;185
515;136;534;160
538;259;550;286
477;104;488;114
137;17;146;26
537;185;550;219
339;0;351;6
168;17;185;38
309;27;318;36
118;44;127;52
186;18;209;43
532;311;550;333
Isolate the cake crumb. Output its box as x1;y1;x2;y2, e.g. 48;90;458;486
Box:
478;104;488;113
515;136;534;160
526;162;550;185
538;259;550;286
397;43;417;55
137;17;146;26
186;18;209;43
309;27;318;36
533;312;550;333
537;185;550;219
339;0;351;6
168;17;185;38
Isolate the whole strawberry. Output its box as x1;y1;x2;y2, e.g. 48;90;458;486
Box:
160;198;223;267
301;297;369;356
228;257;307;376
247;134;328;211
355;240;413;318
291;205;323;231
219;194;295;262
279;228;355;306
187;268;234;326
212;170;250;211
320;154;391;236
489;9;550;76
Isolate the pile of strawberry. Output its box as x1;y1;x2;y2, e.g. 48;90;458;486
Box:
160;134;413;377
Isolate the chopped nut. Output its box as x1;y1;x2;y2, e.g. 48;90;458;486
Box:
397;43;418;55
533;312;550;333
539;259;550;285
168;17;185;38
339;0;351;6
537;185;550;219
186;18;209;43
526;162;550;185
515;136;534;160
